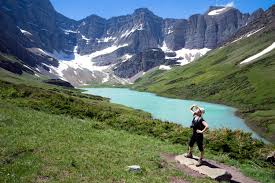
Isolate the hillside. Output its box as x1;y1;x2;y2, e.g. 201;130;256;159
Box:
1;1;275;182
1;51;274;182
132;29;275;142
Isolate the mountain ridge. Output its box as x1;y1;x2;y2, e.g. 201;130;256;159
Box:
0;0;274;86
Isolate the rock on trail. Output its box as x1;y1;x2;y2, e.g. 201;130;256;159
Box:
161;153;260;183
175;154;232;181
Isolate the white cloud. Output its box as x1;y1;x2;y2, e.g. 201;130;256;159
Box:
225;1;235;7
215;0;235;7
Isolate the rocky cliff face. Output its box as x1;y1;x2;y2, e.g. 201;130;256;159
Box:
0;0;274;86
225;5;275;44
0;0;77;69
114;48;165;78
0;0;76;52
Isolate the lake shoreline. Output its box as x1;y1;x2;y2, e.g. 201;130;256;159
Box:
82;87;269;143
128;87;272;143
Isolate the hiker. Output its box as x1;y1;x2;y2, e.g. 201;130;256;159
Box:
185;104;208;166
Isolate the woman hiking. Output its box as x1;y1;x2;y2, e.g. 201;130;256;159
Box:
185;104;208;166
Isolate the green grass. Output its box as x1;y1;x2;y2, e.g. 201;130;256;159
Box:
0;50;275;182
0;78;274;182
0;103;219;183
132;30;275;142
1;102;274;183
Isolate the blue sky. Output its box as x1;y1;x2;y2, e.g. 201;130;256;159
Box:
50;0;275;20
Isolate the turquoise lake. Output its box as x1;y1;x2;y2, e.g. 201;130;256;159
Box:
83;88;263;140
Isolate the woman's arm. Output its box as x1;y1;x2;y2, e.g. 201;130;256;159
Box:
201;121;208;133
196;121;208;133
190;105;197;115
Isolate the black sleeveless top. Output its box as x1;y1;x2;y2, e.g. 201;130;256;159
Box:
191;116;205;133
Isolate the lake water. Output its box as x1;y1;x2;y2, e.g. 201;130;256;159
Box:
83;88;263;140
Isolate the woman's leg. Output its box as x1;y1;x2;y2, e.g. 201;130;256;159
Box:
196;134;204;166
186;134;196;158
197;134;204;158
200;150;204;160
188;146;193;154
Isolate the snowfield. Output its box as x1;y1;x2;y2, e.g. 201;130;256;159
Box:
18;27;32;36
120;24;144;38
31;39;211;85
159;65;171;70
62;29;78;34
81;35;90;41
240;42;275;64
208;7;231;16
246;27;265;37
121;54;133;62
175;48;211;66
96;36;117;43
231;27;265;44
36;44;129;83
160;42;211;66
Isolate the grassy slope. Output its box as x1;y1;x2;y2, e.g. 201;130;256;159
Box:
0;73;213;183
0;53;274;182
0;86;274;183
0;105;189;183
132;30;275;142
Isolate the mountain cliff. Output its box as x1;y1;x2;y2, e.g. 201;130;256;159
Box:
0;0;274;86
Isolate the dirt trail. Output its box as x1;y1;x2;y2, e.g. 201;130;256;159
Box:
161;153;260;183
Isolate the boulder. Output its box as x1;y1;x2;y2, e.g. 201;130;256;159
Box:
127;165;141;173
175;154;232;181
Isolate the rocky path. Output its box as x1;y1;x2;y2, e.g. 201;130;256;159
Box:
161;153;260;183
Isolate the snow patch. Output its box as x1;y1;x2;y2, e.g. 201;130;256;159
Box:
175;48;211;66
246;27;265;37
240;42;275;65
208;7;230;16
231;27;265;43
102;73;110;83
159;65;171;70
40;44;128;81
137;23;144;31
121;54;133;62
18;27;32;36
151;49;159;52
121;29;135;38
166;26;174;35
167;29;174;34
121;24;144;38
81;35;90;41
62;29;78;34
33;48;52;56
91;71;96;78
231;37;243;44
160;41;172;52
160;41;211;66
89;44;128;59
96;36;116;43
23;64;34;71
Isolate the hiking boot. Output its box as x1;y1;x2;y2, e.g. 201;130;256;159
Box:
196;159;203;166
185;153;193;158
